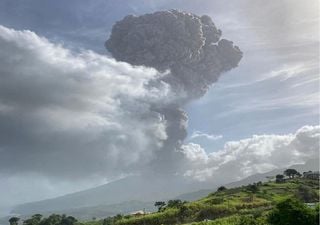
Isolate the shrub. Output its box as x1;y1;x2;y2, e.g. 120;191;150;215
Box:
246;184;259;193
267;198;318;225
237;215;258;225
217;186;227;192
195;206;231;221
295;185;319;203
167;199;185;208
209;198;224;205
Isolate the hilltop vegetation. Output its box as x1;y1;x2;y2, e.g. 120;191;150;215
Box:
10;177;319;225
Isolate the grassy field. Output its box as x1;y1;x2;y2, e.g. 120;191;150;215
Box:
82;178;319;225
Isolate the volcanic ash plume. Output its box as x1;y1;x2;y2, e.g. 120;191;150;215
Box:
106;10;242;99
106;10;243;174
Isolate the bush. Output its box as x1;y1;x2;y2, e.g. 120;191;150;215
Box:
195;206;231;221
167;199;185;208
209;198;224;205
217;186;227;192
246;184;259;193
295;185;319;203
267;198;318;225
236;215;267;225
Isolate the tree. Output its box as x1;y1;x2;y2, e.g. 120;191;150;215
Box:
102;218;113;225
217;186;227;192
276;174;284;179
177;205;189;223
32;215;43;222
275;174;284;183
295;185;319;203
154;201;166;212
296;172;302;178
267;198;317;225
237;215;259;225
246;184;259;202
23;214;42;225
60;215;77;225
113;214;123;222
39;214;62;225
247;184;259;193
9;217;20;225
284;169;298;179
167;199;185;208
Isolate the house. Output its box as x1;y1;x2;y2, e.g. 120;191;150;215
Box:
130;210;147;217
303;171;320;180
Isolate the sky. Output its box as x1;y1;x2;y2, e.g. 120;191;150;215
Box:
0;0;319;215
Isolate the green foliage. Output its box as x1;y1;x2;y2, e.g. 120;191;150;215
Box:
246;184;259;193
23;214;43;225
76;178;319;225
275;174;284;183
9;217;20;225
154;201;166;212
177;205;190;223
295;185;319;203
21;214;77;225
209;198;224;205
102;217;113;225
113;214;123;222
315;204;320;225
267;198;318;225
184;215;241;225
195;205;231;221
284;169;298;178
237;215;260;225
115;208;179;225
60;215;77;225
217;186;227;192
167;199;186;208
112;179;318;225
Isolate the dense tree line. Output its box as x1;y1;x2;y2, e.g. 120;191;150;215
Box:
9;214;77;225
154;199;187;212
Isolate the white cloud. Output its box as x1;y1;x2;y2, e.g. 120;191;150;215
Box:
182;125;320;182
181;143;208;163
190;131;223;141
0;25;172;179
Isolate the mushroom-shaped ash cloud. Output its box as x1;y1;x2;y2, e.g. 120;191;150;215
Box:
106;10;242;99
106;10;242;175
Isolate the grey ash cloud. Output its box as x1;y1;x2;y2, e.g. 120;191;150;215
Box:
105;10;242;174
106;10;242;99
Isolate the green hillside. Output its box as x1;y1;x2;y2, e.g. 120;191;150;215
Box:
83;178;319;225
12;177;319;225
